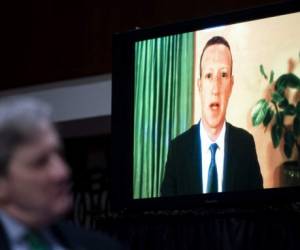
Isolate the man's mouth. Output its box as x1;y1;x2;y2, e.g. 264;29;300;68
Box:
209;102;220;111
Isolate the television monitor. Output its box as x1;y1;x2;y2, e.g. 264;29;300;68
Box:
112;1;300;211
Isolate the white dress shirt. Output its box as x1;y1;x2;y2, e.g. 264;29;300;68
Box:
0;210;65;250
200;121;226;193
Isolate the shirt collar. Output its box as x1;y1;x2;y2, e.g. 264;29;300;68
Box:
0;210;28;244
200;121;226;150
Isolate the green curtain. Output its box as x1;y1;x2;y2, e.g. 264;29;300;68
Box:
134;33;194;199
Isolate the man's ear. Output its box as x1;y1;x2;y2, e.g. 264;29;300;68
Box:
0;177;8;202
231;75;234;92
197;78;201;92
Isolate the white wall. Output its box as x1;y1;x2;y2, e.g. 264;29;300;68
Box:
0;74;112;122
192;12;300;188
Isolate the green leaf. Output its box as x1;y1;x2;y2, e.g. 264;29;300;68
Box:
269;70;274;84
276;73;300;89
275;75;286;90
284;104;296;116
293;116;300;136
285;74;300;88
278;98;288;109
284;130;295;158
271;124;282;148
259;64;268;80
252;99;269;126
275;111;284;126
276;84;285;95
271;91;285;104
263;107;274;127
275;75;287;93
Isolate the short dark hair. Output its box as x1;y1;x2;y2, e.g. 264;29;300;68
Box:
199;36;232;78
0;97;52;176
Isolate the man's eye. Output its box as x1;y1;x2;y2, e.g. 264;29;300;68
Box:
206;73;212;79
221;72;228;78
32;155;49;169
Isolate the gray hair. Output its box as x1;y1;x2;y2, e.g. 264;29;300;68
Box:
0;97;52;176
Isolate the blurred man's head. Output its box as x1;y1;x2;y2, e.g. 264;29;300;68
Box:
0;98;72;228
198;36;234;140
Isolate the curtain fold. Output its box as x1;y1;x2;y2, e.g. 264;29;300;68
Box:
134;33;194;198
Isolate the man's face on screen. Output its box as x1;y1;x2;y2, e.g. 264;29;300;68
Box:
199;44;233;135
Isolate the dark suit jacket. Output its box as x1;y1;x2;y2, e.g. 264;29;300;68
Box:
161;122;263;196
0;219;124;250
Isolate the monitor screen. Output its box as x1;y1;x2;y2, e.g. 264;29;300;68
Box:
112;1;300;209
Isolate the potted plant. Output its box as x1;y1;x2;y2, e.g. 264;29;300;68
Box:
251;53;300;186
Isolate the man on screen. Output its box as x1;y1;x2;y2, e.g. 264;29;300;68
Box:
161;36;263;196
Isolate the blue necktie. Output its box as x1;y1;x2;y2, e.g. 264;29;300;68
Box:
207;143;218;193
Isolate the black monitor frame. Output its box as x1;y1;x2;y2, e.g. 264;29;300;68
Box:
111;1;300;211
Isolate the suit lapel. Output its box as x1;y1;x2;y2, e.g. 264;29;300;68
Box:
189;123;203;193
0;216;84;250
51;223;84;250
223;122;235;192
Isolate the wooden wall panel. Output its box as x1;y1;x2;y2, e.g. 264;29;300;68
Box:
3;0;283;90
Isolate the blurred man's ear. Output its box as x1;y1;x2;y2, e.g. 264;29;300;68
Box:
197;78;201;92
228;75;234;98
0;178;8;202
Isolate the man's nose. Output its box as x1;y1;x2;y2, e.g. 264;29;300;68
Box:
211;76;221;95
50;155;71;180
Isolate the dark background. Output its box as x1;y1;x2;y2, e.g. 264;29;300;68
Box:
4;0;283;90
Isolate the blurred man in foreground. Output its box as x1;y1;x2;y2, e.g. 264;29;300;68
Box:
0;97;123;250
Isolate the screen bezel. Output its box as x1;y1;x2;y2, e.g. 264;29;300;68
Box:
111;1;300;211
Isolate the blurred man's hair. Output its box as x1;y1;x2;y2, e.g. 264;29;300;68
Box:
199;36;232;78
0;97;52;176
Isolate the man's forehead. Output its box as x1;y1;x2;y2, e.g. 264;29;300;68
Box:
14;125;60;154
201;44;232;66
